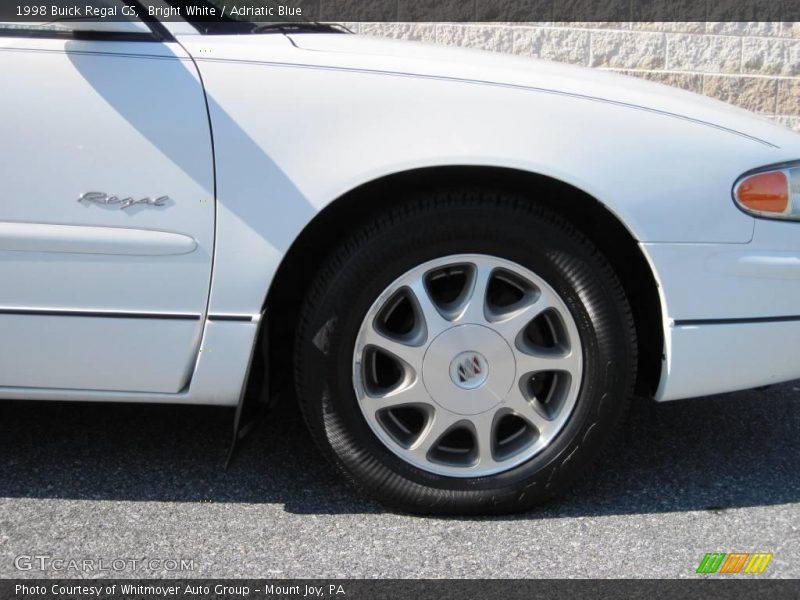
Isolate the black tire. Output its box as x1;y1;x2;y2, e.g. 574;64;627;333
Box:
294;188;637;515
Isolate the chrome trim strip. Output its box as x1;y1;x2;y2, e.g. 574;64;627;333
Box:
0;308;200;320
207;314;254;322
675;315;800;326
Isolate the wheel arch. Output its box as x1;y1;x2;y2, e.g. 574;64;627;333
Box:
263;166;664;400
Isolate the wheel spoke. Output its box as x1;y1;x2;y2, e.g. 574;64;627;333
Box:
361;326;423;372
514;346;581;378
471;411;500;470
490;294;550;345
406;277;451;340
409;409;461;461
361;380;434;418
503;387;554;434
458;262;493;324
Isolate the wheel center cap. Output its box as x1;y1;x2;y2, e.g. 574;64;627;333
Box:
449;351;489;390
422;324;515;416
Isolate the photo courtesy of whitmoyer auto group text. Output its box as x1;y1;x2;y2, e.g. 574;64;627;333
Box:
1;0;800;597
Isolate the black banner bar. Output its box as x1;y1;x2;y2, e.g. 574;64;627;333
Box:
1;0;800;23
4;579;800;600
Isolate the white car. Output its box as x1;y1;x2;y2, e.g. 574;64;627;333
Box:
2;2;800;514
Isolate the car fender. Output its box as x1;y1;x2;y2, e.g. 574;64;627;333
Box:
183;35;798;320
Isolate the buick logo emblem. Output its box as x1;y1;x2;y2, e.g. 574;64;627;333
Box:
449;351;489;390
457;355;482;382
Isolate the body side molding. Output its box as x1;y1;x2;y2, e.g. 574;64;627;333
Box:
0;222;197;256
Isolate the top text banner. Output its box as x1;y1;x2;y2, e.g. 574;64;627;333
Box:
3;0;800;23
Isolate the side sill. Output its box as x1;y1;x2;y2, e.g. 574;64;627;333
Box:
0;318;260;406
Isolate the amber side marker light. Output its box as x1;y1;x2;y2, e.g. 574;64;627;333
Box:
734;166;798;219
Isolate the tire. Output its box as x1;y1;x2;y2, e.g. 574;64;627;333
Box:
294;188;637;515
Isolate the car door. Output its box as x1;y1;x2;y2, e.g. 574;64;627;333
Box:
0;15;215;393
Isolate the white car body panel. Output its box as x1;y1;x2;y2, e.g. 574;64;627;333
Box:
0;37;214;393
1;20;799;406
644;220;800;322
0;314;199;391
647;217;800;400
661;321;800;400
0;318;258;405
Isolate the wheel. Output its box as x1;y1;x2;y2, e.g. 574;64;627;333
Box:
294;189;636;514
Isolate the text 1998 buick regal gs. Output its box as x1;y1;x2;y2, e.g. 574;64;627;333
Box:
2;1;800;514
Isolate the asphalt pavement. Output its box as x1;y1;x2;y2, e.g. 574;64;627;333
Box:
1;382;798;578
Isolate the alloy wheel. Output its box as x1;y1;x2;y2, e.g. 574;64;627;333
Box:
353;254;583;478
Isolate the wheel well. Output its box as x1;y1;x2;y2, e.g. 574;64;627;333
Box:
264;166;663;400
